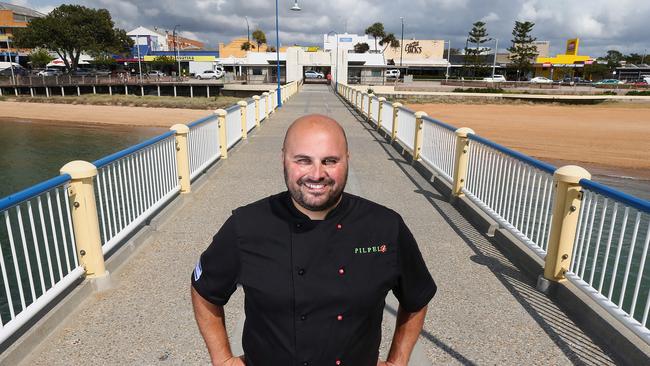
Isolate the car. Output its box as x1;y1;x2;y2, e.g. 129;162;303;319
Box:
0;67;28;76
530;76;553;84
304;70;325;79
71;69;94;76
147;70;165;77
37;68;63;76
595;79;624;85
483;75;507;82
196;69;224;80
95;69;111;76
384;69;400;78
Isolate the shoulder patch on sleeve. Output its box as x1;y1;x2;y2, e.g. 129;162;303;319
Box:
193;259;203;281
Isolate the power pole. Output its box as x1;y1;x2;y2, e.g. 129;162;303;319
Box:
400;17;404;68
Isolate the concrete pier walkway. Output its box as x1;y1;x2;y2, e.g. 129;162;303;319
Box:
20;85;618;365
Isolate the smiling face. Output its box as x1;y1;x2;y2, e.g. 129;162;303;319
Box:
282;114;349;219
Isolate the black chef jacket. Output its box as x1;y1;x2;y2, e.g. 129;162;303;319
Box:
192;191;436;366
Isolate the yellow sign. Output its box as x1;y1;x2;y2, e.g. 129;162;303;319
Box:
384;40;445;60
143;55;216;62
565;38;579;56
306;47;319;52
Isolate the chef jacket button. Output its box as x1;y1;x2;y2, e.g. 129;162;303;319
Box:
298;268;306;276
296;223;302;228
336;223;342;229
338;267;345;275
337;314;343;321
303;362;309;366
335;360;341;365
300;314;307;321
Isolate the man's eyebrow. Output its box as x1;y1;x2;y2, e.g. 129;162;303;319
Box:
292;154;312;159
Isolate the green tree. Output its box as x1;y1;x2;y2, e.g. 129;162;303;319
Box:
91;53;116;69
379;33;399;53
252;29;266;52
507;21;538;80
598;50;624;70
151;56;177;74
240;41;255;51
13;4;133;71
365;22;385;51
28;48;54;69
353;42;370;53
465;21;491;77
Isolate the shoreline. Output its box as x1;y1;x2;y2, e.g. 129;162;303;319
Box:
0;101;211;128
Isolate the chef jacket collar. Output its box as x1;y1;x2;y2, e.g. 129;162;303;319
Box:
273;191;350;224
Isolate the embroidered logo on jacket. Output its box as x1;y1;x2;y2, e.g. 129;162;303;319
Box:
354;244;388;254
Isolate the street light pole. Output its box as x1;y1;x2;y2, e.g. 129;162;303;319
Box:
491;38;498;78
400;17;404;68
276;0;301;108
173;24;182;78
245;16;250;48
328;31;339;89
445;40;451;81
136;35;143;82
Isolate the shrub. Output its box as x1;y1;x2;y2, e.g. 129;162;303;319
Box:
626;90;650;96
453;87;504;93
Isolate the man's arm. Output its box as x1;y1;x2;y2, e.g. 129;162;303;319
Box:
191;287;244;366
380;305;428;366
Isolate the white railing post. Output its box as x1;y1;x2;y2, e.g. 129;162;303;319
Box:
452;127;475;197
60;161;106;279
170;124;191;193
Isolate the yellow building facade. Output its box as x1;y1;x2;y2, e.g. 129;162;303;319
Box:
219;37;288;58
535;38;593;79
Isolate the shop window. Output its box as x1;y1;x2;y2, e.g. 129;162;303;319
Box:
252;68;262;75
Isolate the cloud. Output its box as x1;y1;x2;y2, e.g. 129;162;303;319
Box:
10;0;650;56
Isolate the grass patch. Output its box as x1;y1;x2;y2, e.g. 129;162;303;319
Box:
5;94;241;110
626;90;650;96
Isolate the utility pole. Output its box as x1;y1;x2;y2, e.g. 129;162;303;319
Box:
174;25;182;77
446;40;451;81
136;35;143;82
245;16;250;48
400;17;404;68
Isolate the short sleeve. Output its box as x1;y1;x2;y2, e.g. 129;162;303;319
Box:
191;215;240;306
392;216;437;312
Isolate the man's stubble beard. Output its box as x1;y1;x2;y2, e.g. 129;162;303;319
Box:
283;164;348;212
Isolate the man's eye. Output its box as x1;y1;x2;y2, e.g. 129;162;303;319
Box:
323;159;338;165
296;159;311;164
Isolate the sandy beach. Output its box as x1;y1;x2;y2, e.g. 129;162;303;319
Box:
406;102;650;180
0;101;211;128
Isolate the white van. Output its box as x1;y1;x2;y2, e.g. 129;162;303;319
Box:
644;76;650;84
385;69;400;78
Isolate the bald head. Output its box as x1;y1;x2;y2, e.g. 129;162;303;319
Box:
282;114;348;153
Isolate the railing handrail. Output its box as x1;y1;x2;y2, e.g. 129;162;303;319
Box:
93;130;176;169
187;115;217;128
579;178;650;213
225;104;240;113
468;133;556;174
421;115;457;132
0;174;71;211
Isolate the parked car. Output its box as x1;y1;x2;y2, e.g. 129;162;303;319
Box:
483;75;507;82
71;69;94;76
196;69;224;79
385;69;400;78
147;70;165;77
530;76;553;84
304;70;325;79
37;68;63;76
95;69;111;76
595;79;624;85
0;67;28;76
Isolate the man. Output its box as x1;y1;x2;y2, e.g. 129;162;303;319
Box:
192;114;436;366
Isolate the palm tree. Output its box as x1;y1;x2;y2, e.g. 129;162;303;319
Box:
252;29;266;52
379;33;400;53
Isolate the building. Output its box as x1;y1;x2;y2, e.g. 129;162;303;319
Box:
219;37;288;58
127;26;170;54
323;33;379;53
167;33;204;51
535;38;594;80
0;2;44;62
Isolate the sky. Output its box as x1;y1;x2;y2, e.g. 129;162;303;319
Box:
8;0;650;58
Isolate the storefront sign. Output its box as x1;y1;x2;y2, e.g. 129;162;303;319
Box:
339;37;353;42
143;55;216;62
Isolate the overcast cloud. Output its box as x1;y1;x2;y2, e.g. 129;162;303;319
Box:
9;0;650;57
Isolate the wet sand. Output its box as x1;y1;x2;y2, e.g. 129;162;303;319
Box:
0;101;210;128
406;103;650;180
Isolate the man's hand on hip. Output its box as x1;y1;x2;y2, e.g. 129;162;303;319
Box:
216;355;245;366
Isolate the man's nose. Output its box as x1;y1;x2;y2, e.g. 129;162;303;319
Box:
308;162;326;180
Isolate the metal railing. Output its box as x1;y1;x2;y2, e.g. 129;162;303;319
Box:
567;179;650;335
93;133;179;254
337;82;650;344
0;176;83;345
0;80;301;348
464;134;556;258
